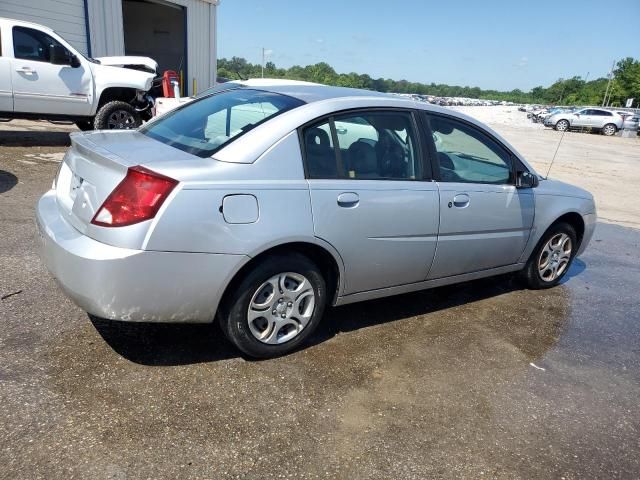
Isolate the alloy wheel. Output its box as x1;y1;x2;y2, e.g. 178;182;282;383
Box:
107;110;137;129
538;233;572;282
247;272;316;344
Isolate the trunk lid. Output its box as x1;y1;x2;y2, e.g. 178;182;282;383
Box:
55;131;195;248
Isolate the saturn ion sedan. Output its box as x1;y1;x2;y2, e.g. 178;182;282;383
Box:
37;80;597;358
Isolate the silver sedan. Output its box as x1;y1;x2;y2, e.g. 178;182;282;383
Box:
545;107;623;135
37;80;597;358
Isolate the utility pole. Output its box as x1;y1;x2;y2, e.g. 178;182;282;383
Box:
602;60;616;107
261;47;265;78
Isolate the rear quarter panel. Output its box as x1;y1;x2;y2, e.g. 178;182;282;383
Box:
145;132;318;256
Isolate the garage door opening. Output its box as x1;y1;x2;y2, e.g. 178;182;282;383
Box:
122;0;186;91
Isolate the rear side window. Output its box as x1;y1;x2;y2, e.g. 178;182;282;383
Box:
12;26;65;62
302;110;422;180
427;115;512;184
140;88;304;157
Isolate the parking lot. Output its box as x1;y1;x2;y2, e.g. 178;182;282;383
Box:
1;112;639;479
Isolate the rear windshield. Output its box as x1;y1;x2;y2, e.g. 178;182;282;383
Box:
140;88;305;157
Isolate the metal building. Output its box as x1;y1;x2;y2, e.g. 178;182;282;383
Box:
0;0;219;95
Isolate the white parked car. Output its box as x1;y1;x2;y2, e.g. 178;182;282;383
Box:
0;17;158;130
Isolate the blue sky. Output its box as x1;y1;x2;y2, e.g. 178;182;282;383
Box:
217;0;640;92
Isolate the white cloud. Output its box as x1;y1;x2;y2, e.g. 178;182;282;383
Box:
516;56;529;68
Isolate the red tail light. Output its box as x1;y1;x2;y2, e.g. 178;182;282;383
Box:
91;166;178;227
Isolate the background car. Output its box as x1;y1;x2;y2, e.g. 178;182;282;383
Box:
545;107;623;135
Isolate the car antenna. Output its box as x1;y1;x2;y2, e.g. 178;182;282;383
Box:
545;130;566;179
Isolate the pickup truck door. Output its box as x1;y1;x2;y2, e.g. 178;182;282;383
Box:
10;26;92;116
0;29;13;111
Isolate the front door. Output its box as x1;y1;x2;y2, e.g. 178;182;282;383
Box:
424;113;534;279
10;26;92;116
303;110;439;295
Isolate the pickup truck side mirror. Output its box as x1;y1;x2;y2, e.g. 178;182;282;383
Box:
516;170;539;188
49;45;79;67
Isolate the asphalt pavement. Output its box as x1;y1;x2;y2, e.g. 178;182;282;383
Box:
1;126;639;479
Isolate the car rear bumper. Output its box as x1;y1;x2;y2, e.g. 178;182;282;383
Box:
36;190;247;323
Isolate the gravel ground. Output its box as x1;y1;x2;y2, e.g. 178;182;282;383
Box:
1;118;639;479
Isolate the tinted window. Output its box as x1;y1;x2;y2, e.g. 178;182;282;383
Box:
303;120;339;178
141;88;304;157
12;26;65;62
303;110;421;180
428;115;512;184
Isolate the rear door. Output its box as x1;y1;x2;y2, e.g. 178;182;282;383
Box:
303;109;439;295
423;113;534;279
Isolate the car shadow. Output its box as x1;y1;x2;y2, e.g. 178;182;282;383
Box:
0;130;72;147
91;272;540;366
0;170;18;194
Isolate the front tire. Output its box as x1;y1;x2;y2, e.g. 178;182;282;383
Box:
521;222;577;289
555;119;570;132
219;254;327;359
94;101;142;130
602;123;617;136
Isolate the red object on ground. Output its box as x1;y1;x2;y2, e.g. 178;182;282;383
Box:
162;70;180;98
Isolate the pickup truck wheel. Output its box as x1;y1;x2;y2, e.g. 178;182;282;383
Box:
94;101;141;130
74;120;94;131
602;123;617;136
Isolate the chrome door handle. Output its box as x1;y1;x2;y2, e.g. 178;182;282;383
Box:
451;193;470;208
16;67;35;75
337;192;359;208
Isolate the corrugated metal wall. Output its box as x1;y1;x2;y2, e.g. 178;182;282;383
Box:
86;0;216;95
0;0;88;54
86;0;125;58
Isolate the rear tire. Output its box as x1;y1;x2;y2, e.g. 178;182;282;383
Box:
219;254;327;359
602;123;617;136
94;101;142;130
521;222;577;289
555;119;569;132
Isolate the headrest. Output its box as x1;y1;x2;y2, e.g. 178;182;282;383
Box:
430;117;454;135
305;127;330;148
349;141;378;174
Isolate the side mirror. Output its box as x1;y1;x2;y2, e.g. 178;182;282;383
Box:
49;45;77;67
516;170;539;188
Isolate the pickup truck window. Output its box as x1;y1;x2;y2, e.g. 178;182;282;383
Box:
12;26;65;62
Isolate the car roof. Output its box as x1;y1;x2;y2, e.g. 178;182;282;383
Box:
233;79;397;103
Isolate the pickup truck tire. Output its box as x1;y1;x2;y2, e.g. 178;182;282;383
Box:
74;120;94;131
94;101;142;130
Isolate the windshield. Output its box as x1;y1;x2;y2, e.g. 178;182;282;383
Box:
140;88;305;157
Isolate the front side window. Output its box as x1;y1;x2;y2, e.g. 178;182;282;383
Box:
12;26;65;62
141;88;304;157
427;115;512;184
303;110;422;180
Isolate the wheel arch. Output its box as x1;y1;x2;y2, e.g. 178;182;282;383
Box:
95;87;138;112
551;212;585;248
218;240;345;315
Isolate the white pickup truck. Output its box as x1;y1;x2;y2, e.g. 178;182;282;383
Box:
0;17;159;130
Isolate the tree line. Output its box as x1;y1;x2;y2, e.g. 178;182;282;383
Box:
218;56;640;107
